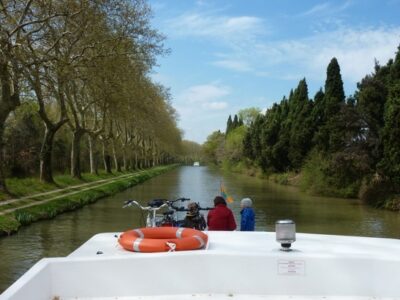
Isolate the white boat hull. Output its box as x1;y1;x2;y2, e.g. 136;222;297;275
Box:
1;231;400;300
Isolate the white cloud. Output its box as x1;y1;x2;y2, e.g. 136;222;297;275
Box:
173;83;234;142
212;59;252;72
179;83;230;104
204;26;400;82
254;27;400;82
166;12;265;44
300;1;351;17
301;3;331;16
203;101;228;110
167;6;399;83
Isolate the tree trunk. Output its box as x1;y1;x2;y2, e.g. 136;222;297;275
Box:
0;121;8;194
129;156;133;171
88;135;99;175
102;141;112;173
0;61;20;193
40;126;56;183
111;139;121;172
152;149;156;167
71;129;84;178
122;147;127;171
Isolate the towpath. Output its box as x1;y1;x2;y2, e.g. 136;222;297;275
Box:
0;170;147;216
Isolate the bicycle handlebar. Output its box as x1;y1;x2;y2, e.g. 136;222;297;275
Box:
170;204;214;212
123;200;168;211
123;198;212;212
169;197;190;203
123;197;191;209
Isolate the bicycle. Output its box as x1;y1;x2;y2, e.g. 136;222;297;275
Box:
123;197;190;227
123;198;213;229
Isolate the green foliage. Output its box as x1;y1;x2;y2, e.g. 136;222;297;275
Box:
4;102;44;177
224;126;246;162
313;58;347;153
270;173;290;185
226;114;243;136
245;79;315;172
301;151;362;198
380;82;400;185
288;79;314;169
180;140;203;165
0;1;183;192
226;115;233;135
238;107;262;127
233;114;239;128
243;114;265;161
358;176;395;207
324;57;345;116
210;47;400;209
5;177;55;198
202;130;225;165
0;215;20;235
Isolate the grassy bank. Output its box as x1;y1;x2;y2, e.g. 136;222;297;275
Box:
0;165;177;236
217;159;400;211
0;170;136;201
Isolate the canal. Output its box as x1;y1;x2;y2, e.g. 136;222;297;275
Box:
1;166;399;292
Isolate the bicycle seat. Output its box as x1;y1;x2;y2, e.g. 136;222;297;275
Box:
148;199;165;208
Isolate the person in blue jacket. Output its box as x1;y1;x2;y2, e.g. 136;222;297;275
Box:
240;198;255;231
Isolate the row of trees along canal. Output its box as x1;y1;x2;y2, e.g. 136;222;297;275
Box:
0;0;198;195
203;46;400;210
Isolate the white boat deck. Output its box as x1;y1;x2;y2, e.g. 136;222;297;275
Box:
2;231;400;300
61;296;396;300
69;231;400;259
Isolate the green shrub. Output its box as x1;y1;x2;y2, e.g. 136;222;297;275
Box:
359;176;396;208
270;173;288;185
300;151;360;198
0;215;20;235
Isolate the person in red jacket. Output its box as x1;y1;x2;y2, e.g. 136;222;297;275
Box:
207;196;237;231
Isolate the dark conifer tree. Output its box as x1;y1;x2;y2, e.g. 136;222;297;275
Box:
248;115;264;163
356;70;388;164
380;47;400;185
288;79;314;169
324;57;345;118
311;88;325;129
315;58;346;153
226;115;232;135
233;114;239;129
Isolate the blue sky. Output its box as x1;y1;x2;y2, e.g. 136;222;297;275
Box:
149;0;400;143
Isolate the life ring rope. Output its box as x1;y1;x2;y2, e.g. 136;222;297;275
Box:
118;227;208;253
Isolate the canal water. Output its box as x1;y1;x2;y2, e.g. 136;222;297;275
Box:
1;166;399;292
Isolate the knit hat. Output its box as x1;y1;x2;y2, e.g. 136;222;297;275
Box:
240;198;253;207
186;202;199;217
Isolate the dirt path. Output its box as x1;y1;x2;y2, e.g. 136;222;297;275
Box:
0;171;147;216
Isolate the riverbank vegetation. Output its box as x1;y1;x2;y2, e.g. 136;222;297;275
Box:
203;46;400;210
0;1;199;199
0;165;174;236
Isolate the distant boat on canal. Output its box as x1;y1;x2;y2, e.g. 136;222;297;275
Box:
193;161;200;166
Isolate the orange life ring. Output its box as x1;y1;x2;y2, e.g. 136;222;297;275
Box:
118;227;208;253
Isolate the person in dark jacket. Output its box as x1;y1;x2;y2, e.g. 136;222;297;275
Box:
182;202;206;230
240;198;255;231
207;196;236;231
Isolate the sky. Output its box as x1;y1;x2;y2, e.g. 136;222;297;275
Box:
148;0;400;144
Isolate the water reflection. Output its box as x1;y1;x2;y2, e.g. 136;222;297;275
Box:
0;166;399;292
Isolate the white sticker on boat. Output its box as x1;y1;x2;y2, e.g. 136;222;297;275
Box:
277;260;305;276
